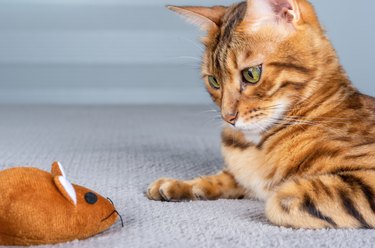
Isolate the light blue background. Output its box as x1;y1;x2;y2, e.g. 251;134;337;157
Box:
0;0;373;104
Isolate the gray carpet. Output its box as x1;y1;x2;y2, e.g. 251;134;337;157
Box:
1;105;375;248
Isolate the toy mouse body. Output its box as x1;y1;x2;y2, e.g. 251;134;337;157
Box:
0;162;119;246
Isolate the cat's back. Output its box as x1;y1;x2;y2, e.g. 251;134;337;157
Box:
360;93;375;113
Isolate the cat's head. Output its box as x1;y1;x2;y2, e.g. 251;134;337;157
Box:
169;0;342;139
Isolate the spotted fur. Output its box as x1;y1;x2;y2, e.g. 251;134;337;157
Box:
147;0;375;229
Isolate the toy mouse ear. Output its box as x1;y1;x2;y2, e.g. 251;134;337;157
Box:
51;161;77;205
54;176;77;205
51;161;66;178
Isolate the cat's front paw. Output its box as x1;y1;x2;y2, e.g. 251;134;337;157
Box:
147;178;193;202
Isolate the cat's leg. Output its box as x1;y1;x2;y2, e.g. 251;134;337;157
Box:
265;170;375;228
147;171;246;201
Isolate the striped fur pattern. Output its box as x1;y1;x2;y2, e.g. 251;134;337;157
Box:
147;0;375;229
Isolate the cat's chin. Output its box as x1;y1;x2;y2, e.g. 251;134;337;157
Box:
234;119;268;133
225;122;265;145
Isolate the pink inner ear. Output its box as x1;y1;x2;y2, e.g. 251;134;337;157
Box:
271;0;294;23
281;7;294;23
271;0;292;12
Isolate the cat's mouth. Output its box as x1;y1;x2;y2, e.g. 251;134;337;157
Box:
234;119;268;133
230;100;289;135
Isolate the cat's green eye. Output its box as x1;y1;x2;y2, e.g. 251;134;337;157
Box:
208;76;220;89
242;65;262;84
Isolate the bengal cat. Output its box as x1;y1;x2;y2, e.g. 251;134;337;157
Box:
147;0;375;229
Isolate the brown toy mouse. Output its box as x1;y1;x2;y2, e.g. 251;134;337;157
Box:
0;161;123;246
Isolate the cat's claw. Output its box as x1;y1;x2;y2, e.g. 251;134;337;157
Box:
158;189;170;202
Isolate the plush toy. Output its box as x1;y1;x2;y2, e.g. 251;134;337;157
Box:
0;161;122;246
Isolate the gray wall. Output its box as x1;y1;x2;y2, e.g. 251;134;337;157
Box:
0;0;373;104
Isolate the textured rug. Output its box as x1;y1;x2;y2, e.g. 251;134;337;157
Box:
1;105;374;248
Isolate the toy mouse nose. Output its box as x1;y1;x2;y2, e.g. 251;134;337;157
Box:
222;112;238;125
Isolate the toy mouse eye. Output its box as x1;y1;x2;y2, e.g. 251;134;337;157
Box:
84;192;98;204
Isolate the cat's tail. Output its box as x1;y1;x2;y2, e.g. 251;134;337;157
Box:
265;170;375;228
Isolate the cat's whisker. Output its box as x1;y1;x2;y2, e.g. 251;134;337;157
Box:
262;105;282;110
178;36;204;52
287;115;353;121
201;116;223;129
200;109;220;114
284;115;344;121
272;117;348;136
253;121;267;133
175;56;202;61
164;56;202;62
283;116;349;125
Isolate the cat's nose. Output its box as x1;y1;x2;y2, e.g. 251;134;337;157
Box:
222;112;238;125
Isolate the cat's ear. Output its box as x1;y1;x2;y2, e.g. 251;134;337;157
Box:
245;0;302;30
167;5;227;31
